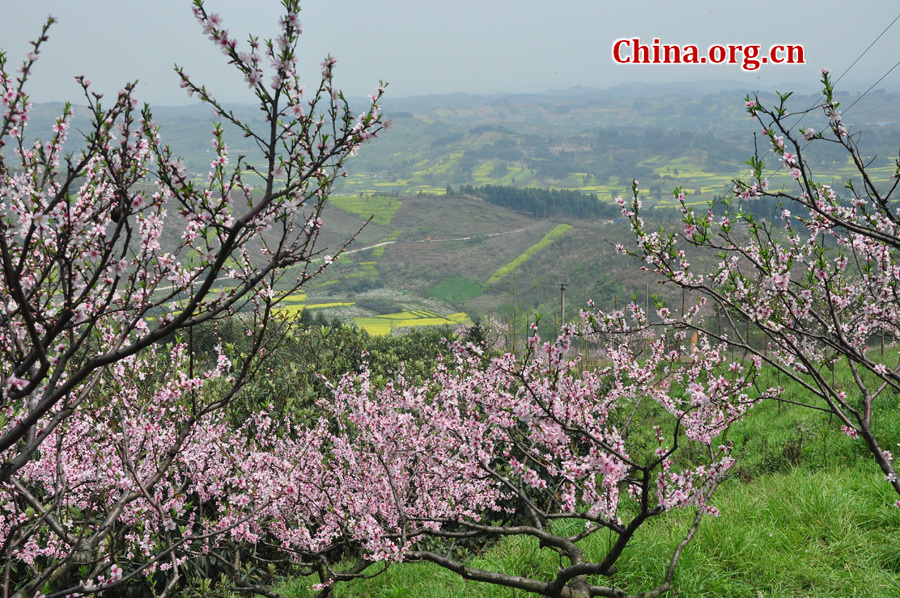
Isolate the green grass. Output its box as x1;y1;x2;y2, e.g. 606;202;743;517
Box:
601;467;900;597
272;464;900;597
428;277;485;304
487;224;573;285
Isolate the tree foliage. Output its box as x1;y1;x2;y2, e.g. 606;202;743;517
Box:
460;184;620;220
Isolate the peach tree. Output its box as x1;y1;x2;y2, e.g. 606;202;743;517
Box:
0;1;383;594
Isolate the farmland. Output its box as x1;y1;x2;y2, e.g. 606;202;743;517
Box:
354;310;470;336
79;85;900;336
330;194;403;226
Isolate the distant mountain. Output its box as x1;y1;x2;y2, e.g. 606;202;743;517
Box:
17;86;900;202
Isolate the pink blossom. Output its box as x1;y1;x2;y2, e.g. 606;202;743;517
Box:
772;272;789;291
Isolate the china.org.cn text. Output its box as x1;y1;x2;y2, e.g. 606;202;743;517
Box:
612;38;805;71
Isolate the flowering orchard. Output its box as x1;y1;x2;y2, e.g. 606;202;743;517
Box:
619;70;900;506
0;0;385;594
0;6;762;590
0;1;816;597
288;323;757;598
119;320;755;598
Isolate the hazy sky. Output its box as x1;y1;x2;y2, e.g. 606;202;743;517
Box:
3;0;900;105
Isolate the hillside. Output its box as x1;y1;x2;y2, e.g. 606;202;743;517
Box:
297;190;653;340
19;86;900;335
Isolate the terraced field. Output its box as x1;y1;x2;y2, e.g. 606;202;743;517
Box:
142;89;900;342
330;195;403;226
275;301;357;317
354;310;470;336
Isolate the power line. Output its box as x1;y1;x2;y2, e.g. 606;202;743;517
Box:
789;10;900;128
753;11;900;182
845;57;900;115
834;11;900;88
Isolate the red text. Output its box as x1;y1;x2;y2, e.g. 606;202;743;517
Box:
612;38;805;71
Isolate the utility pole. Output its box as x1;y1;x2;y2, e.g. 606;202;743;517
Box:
646;281;650;323
645;280;650;355
558;282;568;335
